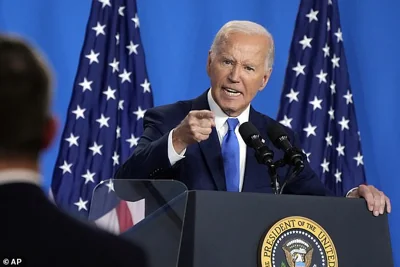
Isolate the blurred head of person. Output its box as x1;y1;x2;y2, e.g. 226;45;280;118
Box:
0;34;57;170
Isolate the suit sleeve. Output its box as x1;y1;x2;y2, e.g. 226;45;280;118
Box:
114;108;180;180
283;131;336;197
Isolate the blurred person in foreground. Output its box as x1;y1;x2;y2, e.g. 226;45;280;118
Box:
116;20;390;217
0;34;148;267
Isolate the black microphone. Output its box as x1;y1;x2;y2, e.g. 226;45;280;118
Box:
267;122;305;171
239;121;281;194
239;122;274;166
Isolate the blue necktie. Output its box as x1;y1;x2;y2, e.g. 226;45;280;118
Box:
222;118;240;192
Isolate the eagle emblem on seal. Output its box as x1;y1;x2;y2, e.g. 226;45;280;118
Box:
282;239;313;267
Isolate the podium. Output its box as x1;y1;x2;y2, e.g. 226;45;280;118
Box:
88;179;393;267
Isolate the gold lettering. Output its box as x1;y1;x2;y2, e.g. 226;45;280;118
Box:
318;232;330;247
273;226;282;236
306;223;316;232
325;245;334;256
328;254;336;266
268;233;276;242
284;221;292;229
264;241;272;258
317;231;324;239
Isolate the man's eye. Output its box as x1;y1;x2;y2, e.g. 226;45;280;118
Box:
245;66;255;71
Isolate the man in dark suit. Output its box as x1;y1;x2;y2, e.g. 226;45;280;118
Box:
0;35;148;266
116;20;390;216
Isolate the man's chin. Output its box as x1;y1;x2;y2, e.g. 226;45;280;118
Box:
221;106;240;117
214;96;244;116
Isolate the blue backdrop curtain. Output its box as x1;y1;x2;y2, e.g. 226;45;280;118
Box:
1;0;398;264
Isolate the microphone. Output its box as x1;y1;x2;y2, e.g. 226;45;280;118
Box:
267;122;305;171
239;122;274;166
239;121;281;194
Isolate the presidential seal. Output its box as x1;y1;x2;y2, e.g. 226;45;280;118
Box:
260;216;338;267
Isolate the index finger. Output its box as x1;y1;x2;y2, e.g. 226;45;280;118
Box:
363;191;375;212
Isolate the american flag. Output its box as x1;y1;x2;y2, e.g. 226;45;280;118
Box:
276;0;366;196
50;0;152;233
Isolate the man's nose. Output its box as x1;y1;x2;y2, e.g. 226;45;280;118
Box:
228;65;240;83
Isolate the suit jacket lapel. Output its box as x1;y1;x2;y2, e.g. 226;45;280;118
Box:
192;90;227;191
242;107;273;191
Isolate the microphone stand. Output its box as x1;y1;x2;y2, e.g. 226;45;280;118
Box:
279;167;303;194
255;153;285;195
276;158;305;194
267;162;280;194
255;150;305;194
268;159;287;194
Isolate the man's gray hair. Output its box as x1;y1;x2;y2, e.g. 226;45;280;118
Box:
210;20;275;71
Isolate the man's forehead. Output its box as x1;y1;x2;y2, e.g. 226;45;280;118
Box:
225;31;269;44
219;33;269;50
217;38;268;63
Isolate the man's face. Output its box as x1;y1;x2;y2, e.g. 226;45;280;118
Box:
207;32;272;117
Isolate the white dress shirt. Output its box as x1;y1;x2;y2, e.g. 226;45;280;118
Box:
167;89;249;191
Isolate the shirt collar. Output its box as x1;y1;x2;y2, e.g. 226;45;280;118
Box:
207;88;250;130
0;168;41;186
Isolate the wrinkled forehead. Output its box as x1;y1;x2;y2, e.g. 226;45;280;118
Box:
217;32;270;64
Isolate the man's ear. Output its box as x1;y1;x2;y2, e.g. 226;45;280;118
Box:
259;68;273;91
42;115;58;151
206;50;212;77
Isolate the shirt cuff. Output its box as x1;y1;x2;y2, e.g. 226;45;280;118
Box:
168;129;186;166
346;187;359;197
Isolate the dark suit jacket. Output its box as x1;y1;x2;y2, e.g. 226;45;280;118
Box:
0;182;148;267
116;90;332;196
